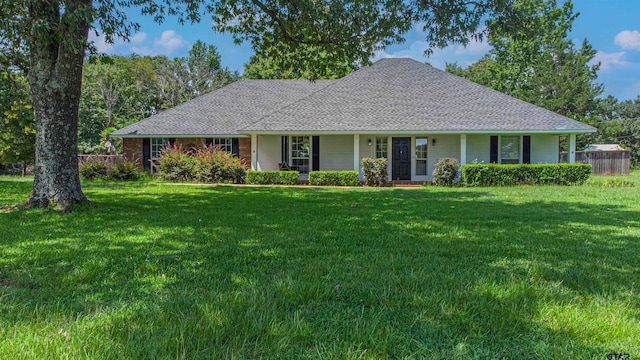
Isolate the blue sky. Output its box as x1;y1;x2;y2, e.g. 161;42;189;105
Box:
91;0;640;101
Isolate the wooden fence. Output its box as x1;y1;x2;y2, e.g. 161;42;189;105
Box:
571;150;631;175
77;155;124;167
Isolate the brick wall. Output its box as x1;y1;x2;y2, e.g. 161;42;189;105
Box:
122;137;252;169
175;138;205;150
239;138;251;164
122;138;143;169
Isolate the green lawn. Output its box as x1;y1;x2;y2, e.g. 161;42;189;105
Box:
1;173;639;359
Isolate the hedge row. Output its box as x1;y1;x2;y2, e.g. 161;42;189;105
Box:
308;171;359;186
461;164;591;186
246;170;300;185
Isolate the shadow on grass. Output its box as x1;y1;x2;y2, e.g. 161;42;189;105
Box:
1;183;639;358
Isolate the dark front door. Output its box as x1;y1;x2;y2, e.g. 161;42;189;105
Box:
392;137;411;180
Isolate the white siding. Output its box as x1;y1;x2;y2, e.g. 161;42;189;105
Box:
466;134;491;164
429;135;460;169
320;135;353;170
531;134;558;163
256;135;281;170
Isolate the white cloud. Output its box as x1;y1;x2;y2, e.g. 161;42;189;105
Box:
88;31;114;53
132;30;189;56
614;30;640;51
591;51;629;72
130;32;147;44
155;30;188;53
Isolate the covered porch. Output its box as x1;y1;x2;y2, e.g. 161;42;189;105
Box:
248;133;579;181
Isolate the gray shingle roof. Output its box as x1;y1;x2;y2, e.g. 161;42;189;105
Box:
111;79;335;137
112;58;596;137
241;58;596;133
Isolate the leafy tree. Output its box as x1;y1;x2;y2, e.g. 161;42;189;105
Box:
0;69;35;170
244;36;357;79
78;46;236;153
0;0;517;210
447;0;602;121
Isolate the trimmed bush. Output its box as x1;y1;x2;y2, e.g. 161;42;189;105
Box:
308;171;359;186
362;157;388;187
461;163;591;186
246;170;300;185
79;159;108;179
432;158;459;186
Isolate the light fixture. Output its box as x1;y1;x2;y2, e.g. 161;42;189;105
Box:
368;138;373;146
432;138;437;146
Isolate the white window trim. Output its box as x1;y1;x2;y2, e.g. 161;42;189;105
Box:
290;135;311;174
415;137;429;176
213;138;232;153
375;137;388;159
499;135;522;164
151;138;170;161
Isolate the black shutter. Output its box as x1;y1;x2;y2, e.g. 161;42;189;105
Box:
231;138;239;156
490;136;499;163
142;138;151;171
168;138;176;147
312;136;320;171
205;138;213;147
281;136;289;164
523;135;531;164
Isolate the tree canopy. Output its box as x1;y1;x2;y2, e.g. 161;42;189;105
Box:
78;42;236;153
0;0;518;209
447;0;602;121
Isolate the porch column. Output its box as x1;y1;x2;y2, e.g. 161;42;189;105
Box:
353;134;360;172
569;133;576;164
460;134;467;165
251;134;257;170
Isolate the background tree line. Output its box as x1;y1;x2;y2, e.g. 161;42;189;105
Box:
79;41;238;154
1;40;237;167
1;0;638;173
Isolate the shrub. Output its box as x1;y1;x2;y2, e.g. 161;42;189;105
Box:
308;171;359;186
80;158;140;181
361;157;388;187
79;159;108;179
153;144;194;181
192;145;247;184
461;164;591;186
432;158;459;186
107;160;140;181
587;177;635;188
246;170;300;185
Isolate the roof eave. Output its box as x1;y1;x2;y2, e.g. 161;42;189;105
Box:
110;133;250;139
236;129;597;136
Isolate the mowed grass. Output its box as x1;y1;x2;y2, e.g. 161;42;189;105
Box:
1;173;639;359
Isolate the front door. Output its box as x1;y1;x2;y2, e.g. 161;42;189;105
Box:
392;137;411;180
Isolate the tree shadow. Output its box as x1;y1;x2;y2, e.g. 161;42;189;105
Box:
1;184;639;358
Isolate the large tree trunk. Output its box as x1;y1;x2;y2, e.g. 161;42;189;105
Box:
24;0;91;211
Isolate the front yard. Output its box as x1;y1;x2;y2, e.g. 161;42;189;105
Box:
1;173;639;359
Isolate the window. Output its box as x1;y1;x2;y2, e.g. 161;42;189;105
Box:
291;136;310;174
500;136;520;164
213;138;232;153
376;137;388;159
151;138;170;161
415;137;428;175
